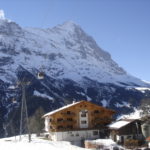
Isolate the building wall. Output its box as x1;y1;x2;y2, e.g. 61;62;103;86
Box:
49;129;100;142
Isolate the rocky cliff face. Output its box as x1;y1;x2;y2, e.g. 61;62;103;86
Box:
0;18;150;137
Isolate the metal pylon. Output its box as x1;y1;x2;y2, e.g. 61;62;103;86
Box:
19;82;31;142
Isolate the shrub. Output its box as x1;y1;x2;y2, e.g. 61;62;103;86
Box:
124;139;139;148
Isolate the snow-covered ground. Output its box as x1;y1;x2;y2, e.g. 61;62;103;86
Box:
85;139;124;150
0;135;88;150
0;134;127;150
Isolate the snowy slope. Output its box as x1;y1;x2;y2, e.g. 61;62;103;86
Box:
0;16;149;87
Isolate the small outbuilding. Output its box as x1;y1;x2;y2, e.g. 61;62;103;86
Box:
108;119;143;144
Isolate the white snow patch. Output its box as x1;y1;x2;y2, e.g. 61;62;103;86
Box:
135;87;150;93
101;99;108;107
115;101;131;108
33;90;53;100
119;108;142;120
0;9;5;19
8;85;17;90
85;139;124;149
142;80;150;84
86;96;92;101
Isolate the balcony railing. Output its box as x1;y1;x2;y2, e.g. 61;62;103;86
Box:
49;127;102;132
50;120;76;125
61;112;76;116
91;112;104;116
91;118;112;124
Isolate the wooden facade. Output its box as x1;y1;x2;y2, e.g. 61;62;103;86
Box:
44;100;115;132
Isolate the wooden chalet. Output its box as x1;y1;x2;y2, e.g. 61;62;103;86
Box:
108;119;143;144
43;100;115;143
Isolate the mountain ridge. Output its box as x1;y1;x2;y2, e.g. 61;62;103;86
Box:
0;18;149;87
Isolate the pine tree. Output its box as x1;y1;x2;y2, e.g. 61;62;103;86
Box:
29;107;45;136
140;98;150;119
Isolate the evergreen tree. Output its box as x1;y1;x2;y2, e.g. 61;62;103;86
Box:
140;98;150;122
29;107;45;136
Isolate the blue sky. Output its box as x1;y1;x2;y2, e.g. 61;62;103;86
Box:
1;0;150;81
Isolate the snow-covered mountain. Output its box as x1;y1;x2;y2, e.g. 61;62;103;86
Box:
0;12;150;137
0;17;148;86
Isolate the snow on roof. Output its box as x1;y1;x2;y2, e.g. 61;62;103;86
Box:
108;120;131;129
43;101;81;117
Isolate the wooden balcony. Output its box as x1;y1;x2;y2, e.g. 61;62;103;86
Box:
91;117;112;124
61;112;76;116
50;127;103;132
50;120;76;125
91;112;104;117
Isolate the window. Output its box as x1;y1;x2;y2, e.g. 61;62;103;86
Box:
93;131;98;136
76;133;79;136
67;111;71;114
67;125;73;129
57;118;63;122
94;110;99;114
81;112;86;117
57;125;63;129
127;135;132;139
81;120;87;124
67;118;73;121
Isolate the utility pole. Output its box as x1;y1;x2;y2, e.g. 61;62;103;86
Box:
19;81;31;142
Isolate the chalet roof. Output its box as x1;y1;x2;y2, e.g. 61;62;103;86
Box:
43;101;81;117
43;100;115;118
108;119;138;129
